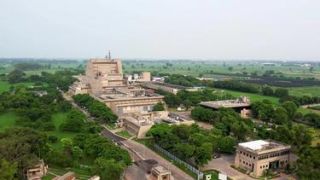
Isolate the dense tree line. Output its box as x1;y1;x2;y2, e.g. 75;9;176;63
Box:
147;124;236;166
280;95;320;106
191;108;255;141
47;134;131;180
14;63;43;71
73;94;118;124
0;86;71;131
0;67;131;179
164;74;202;87
158;89;234;108
212;80;259;93
251;99;320;128
0;128;50;179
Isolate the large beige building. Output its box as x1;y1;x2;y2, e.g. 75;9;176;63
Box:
69;56;168;138
85;58;125;94
234;140;292;177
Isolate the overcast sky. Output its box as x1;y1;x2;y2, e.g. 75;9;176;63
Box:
0;0;319;60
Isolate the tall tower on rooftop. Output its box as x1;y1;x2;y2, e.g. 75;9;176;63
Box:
85;54;124;94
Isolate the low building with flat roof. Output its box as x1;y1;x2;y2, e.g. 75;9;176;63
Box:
200;97;251;118
234;140;292;177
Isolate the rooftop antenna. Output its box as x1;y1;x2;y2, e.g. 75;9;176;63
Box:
105;50;111;60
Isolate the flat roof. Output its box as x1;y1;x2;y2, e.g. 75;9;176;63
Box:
239;140;270;151
200;100;250;109
239;140;290;154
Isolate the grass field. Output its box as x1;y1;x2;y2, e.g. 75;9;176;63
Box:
0;112;18;132
116;130;132;138
213;89;279;104
47;112;78;150
288;86;320;97
123;61;320;80
0;80;35;93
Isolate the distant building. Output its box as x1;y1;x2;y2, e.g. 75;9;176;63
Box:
142;82;184;95
234;140;292;177
199;96;251;118
126;72;151;84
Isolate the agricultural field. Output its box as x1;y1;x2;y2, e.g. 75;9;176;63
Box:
288;86;320;97
213;89;279;104
123;60;320;79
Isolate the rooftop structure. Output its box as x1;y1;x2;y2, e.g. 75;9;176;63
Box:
239;140;291;154
200;96;250;110
235;140;292;177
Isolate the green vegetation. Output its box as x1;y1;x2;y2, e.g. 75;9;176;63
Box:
147;122;239;167
0;66;131;179
289;86;320;97
220;89;279;104
152;102;165;111
73;94;117;124
0;112;17;131
115;130;132;138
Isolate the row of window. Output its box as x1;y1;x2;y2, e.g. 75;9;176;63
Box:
239;159;253;167
260;164;268;169
259;151;289;160
239;151;256;159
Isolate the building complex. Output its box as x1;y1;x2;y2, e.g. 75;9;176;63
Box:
69;56;192;138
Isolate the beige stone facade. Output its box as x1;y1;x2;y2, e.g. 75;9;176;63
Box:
70;56;168;138
234;140;291;177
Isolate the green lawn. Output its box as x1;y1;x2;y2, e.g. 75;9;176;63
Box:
0;80;35;93
288;86;320;97
214;89;279;104
47;112;78;150
115;130;132;138
0;112;18;132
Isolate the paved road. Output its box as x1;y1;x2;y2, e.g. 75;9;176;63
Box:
122;139;193;180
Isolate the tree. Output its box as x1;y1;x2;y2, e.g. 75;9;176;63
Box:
173;143;195;160
7;69;25;83
191;106;215;122
0;159;17;180
93;158;125;180
281;101;298;119
274;88;289;98
194;143;213;166
152;102;165;111
218;136;236;154
261;86;274;96
60;110;86;132
273;107;289;125
182;99;192;110
0;128;49;178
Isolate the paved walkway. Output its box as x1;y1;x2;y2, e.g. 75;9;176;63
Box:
202;155;254;180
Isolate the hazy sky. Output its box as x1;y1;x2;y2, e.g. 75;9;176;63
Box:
0;0;319;60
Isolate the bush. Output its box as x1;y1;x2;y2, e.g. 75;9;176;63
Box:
48;135;58;143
